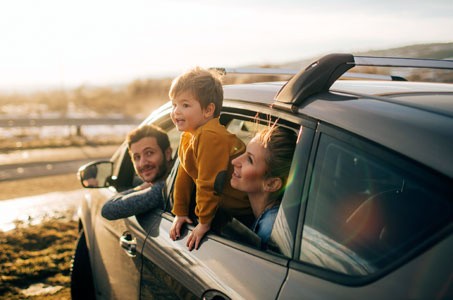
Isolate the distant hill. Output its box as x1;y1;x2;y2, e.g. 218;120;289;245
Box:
278;42;453;70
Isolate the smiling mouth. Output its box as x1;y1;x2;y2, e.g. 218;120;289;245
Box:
140;166;155;175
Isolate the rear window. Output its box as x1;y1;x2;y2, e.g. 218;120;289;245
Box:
299;133;451;276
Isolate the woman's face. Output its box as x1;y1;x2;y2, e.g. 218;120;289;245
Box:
230;137;269;194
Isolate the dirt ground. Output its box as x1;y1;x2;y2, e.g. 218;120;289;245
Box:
0;217;78;300
0;173;81;200
0;144;119;298
0;174;84;299
0;174;81;201
0;164;92;300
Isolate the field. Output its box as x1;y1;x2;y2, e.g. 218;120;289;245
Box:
0;140;106;299
0;173;82;300
0;217;78;300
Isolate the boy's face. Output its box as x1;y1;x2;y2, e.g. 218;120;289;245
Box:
171;90;214;133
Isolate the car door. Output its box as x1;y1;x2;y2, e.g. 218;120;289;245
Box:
137;109;313;299
278;124;453;299
82;104;181;299
85;144;148;299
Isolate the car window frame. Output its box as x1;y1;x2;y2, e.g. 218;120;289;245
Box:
291;121;453;286
154;102;311;259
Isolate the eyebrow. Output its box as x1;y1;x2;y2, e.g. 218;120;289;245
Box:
143;147;157;152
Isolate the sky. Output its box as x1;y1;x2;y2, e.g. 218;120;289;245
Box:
1;0;452;91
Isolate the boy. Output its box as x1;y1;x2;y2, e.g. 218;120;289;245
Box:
169;67;251;250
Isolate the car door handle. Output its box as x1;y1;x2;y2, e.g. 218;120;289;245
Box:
120;232;137;257
202;289;230;300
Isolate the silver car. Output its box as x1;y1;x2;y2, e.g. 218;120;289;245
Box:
71;54;453;299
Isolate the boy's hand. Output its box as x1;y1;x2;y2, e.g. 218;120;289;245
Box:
187;222;211;251
170;216;192;240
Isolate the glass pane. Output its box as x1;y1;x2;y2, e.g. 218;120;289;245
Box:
226;119;268;145
300;134;451;276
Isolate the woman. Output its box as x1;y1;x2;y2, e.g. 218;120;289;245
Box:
230;126;297;245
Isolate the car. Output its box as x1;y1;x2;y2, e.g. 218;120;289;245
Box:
71;53;453;299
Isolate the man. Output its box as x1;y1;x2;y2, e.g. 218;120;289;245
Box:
101;124;173;220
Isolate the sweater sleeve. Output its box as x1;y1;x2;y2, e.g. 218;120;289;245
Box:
101;181;165;220
171;163;194;217
194;131;230;224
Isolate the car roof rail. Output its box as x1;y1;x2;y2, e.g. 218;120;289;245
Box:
273;53;453;110
212;67;405;81
212;67;296;76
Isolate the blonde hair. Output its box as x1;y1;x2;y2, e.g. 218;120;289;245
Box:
254;126;297;191
169;66;224;117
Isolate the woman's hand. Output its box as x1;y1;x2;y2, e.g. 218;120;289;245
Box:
170;215;192;240
187;222;211;251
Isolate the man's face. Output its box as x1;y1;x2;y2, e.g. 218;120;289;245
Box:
130;137;168;183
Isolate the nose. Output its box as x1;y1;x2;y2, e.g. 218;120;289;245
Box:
172;104;180;115
231;154;242;167
139;154;148;167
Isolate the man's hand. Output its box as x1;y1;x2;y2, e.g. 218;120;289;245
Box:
170;216;192;240
187;222;211;251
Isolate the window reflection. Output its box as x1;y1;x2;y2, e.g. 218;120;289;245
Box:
300;134;451;276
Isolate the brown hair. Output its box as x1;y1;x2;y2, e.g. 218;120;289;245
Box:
254;126;297;192
168;66;223;117
126;124;170;153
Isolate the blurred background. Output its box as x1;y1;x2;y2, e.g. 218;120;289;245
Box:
0;0;452;298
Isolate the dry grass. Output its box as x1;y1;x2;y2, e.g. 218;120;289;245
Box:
0;162;90;299
0;219;78;299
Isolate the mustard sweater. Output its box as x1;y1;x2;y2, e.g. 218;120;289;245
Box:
171;118;250;224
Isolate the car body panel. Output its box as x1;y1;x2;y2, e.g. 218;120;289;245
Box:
140;213;289;299
299;97;453;177
80;188;146;299
279;234;453;299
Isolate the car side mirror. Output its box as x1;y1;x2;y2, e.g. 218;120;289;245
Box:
77;161;113;188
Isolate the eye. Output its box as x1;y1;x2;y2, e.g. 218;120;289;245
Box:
145;150;154;156
183;103;190;108
247;155;253;164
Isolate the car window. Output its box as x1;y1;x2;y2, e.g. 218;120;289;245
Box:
226;118;268;145
211;116;299;250
161;111;300;252
299;133;451;277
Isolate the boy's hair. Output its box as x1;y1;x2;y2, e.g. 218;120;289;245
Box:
169;66;223;117
126;124;170;153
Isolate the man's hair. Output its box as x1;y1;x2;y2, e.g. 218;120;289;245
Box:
126;124;170;152
168;66;223;117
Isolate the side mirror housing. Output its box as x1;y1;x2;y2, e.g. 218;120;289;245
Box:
77;161;114;188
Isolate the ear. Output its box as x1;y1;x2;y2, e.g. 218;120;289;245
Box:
164;147;172;162
264;177;282;193
203;103;216;118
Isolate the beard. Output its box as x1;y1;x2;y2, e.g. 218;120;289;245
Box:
137;160;168;183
